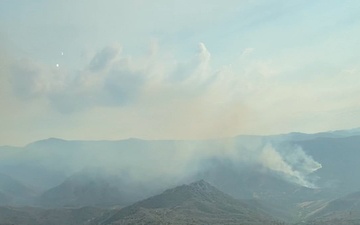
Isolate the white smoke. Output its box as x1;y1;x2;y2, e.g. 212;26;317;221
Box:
258;144;322;188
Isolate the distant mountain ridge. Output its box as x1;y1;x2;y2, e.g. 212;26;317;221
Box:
2;126;359;148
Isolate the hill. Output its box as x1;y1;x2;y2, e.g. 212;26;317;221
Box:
0;173;36;205
294;191;360;225
295;135;360;194
96;180;284;225
0;206;111;225
38;172;125;207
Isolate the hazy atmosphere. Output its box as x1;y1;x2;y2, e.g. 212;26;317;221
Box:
1;2;360;225
1;0;360;146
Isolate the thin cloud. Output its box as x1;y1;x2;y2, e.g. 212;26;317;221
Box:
1;40;360;145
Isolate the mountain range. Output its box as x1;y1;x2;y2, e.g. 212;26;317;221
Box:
1;128;360;224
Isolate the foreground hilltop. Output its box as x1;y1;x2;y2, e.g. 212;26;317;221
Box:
94;180;283;225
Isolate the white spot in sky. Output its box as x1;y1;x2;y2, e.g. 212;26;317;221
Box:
61;52;64;56
56;64;59;68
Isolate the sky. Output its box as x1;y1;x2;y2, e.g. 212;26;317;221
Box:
1;0;360;146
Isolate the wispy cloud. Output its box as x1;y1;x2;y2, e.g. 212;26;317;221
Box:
1;1;360;145
1;39;360;145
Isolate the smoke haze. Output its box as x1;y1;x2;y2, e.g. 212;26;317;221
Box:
0;137;322;190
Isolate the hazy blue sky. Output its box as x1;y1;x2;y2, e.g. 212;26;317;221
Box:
1;0;360;145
